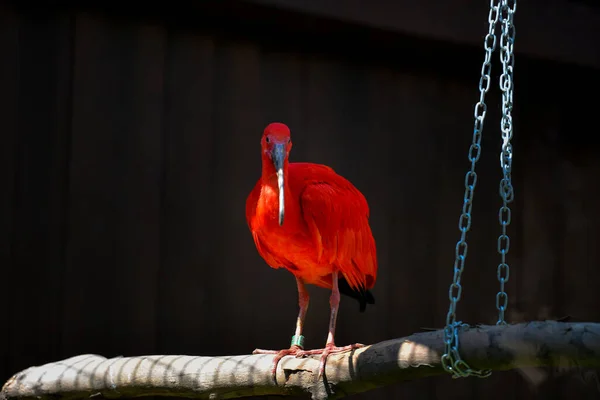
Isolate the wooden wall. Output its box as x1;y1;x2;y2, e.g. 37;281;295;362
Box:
1;2;599;399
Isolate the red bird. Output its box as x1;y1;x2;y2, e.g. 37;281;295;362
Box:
246;122;378;380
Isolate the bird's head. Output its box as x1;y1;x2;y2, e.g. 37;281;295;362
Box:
261;122;292;227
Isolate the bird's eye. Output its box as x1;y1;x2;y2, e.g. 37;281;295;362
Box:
265;136;270;143
287;138;291;144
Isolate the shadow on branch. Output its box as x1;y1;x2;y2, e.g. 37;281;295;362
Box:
2;321;600;400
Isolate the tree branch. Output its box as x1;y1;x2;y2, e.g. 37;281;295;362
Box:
3;321;600;400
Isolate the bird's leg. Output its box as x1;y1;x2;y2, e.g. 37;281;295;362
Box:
298;271;365;380
252;276;310;380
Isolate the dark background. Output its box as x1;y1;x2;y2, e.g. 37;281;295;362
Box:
2;0;600;399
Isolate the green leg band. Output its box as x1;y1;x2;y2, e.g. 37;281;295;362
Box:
291;335;305;349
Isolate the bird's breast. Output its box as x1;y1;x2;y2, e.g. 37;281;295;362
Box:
254;224;332;286
256;185;280;227
256;184;304;229
254;188;317;258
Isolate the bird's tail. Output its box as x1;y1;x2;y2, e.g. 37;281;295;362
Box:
338;277;375;312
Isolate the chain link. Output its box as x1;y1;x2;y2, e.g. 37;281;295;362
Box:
495;0;516;325
441;0;516;379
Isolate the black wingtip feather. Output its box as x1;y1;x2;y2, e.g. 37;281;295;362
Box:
338;277;375;312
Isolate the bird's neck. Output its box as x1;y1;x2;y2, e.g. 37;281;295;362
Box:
261;156;288;184
260;161;289;193
259;159;298;227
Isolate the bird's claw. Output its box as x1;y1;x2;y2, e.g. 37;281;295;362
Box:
298;343;366;381
254;343;364;382
253;345;305;382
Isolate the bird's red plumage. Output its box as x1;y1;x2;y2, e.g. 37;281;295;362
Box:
246;126;377;293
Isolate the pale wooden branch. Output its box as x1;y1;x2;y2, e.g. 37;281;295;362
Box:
2;321;600;400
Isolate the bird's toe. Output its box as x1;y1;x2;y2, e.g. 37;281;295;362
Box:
254;345;307;382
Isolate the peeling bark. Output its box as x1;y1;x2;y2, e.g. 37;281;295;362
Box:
2;322;600;400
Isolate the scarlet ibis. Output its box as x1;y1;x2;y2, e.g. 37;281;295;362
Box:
246;122;378;380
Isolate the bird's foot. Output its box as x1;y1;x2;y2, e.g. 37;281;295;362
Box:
300;342;365;380
253;345;305;382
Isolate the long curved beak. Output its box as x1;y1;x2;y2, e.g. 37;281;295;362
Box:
271;143;285;226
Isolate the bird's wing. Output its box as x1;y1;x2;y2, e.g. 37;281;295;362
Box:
293;163;377;290
245;180;261;230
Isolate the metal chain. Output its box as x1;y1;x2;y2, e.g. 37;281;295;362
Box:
440;0;501;379
496;0;516;325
